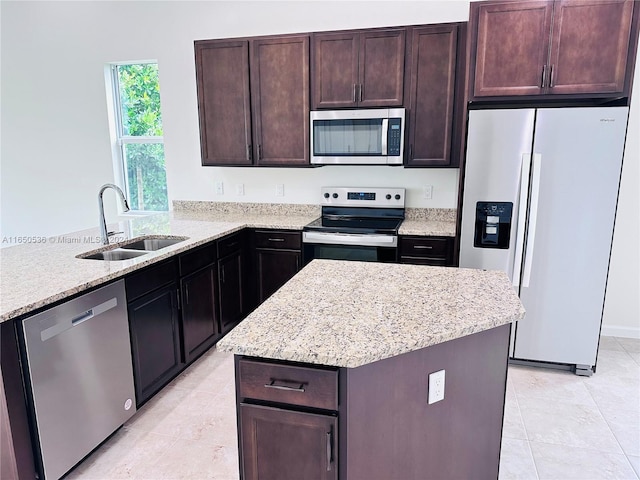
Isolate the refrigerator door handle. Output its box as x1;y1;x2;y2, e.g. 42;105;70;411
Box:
522;153;542;288
512;153;532;288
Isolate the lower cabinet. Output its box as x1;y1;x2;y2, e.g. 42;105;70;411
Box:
218;249;244;334
240;404;338;480
253;230;302;303
399;235;454;266
180;265;219;364
127;282;182;406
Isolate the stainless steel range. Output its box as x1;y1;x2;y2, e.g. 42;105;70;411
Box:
303;187;405;264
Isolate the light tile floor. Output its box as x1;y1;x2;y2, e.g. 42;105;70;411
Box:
67;336;640;480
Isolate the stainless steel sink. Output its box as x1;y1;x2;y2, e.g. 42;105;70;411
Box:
119;237;187;251
81;249;148;261
77;235;189;261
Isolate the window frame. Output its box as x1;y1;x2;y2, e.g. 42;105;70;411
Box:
107;61;167;213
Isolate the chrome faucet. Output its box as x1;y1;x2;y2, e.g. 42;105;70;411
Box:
98;184;130;245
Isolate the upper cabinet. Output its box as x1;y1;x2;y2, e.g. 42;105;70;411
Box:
405;23;466;167
195;35;309;166
311;29;405;109
470;0;639;100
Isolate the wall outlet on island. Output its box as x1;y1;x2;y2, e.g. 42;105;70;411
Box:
428;369;445;404
215;181;224;195
276;184;285;197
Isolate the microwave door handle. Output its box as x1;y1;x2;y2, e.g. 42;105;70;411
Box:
381;118;389;155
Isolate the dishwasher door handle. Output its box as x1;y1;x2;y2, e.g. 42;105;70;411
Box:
40;297;119;342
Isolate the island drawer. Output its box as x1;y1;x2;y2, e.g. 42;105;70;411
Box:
238;359;338;411
254;230;301;250
217;231;243;258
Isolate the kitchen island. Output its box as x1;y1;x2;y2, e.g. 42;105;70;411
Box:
218;259;525;480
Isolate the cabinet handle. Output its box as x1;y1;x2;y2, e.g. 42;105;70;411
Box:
359;83;363;103
246;144;252;161
541;65;548;88
258;144;262;160
549;64;555;88
353;83;357;102
414;245;433;250
267;237;285;242
221;265;226;284
409;144;413;160
176;289;181;310
264;378;306;392
326;430;333;471
225;241;239;250
184;284;189;305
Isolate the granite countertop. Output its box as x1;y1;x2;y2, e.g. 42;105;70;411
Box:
217;259;525;368
0;209;316;323
0;202;457;323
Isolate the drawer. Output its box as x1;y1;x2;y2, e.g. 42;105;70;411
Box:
399;236;450;258
125;259;177;301
400;256;449;267
238;359;338;411
179;241;216;276
217;231;243;258
254;230;301;250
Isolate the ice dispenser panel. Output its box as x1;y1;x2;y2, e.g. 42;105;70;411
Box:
474;202;513;249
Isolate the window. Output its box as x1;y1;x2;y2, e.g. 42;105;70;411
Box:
109;62;168;211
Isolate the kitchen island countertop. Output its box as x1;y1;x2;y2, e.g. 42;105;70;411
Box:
218;259;525;368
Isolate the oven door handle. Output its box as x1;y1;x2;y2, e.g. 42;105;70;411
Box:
303;231;397;247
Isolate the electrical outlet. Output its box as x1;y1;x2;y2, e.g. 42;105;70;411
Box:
276;184;285;197
428;369;445;404
423;185;433;200
236;184;245;196
215;181;224;195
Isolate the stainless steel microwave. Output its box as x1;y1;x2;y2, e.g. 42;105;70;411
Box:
310;108;405;165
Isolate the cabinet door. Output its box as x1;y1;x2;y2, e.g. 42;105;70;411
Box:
251;36;310;166
240;404;337;480
218;250;244;334
406;25;458;166
548;0;634;94
256;249;301;303
358;29;405;107
472;1;553;97
311;32;359;108
195;40;253;166
181;265;218;364
128;285;182;405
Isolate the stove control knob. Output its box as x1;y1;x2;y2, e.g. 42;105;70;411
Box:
395;194;401;200
332;193;338;199
386;194;392;200
324;193;330;198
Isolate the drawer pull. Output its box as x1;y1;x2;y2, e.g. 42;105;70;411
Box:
224;241;239;249
326;430;333;471
267;238;285;242
414;245;433;249
264;378;306;392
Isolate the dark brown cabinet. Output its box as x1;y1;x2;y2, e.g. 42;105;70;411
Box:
180;265;218;364
253;230;302;303
179;242;219;364
218;232;245;334
405;23;466;167
195;35;310;166
126;261;183;406
311;29;405;108
399;236;454;266
240;404;338;480
470;0;638;100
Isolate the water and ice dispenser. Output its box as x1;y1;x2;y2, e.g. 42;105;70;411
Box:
474;202;513;249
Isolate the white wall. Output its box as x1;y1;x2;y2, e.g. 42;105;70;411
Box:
0;1;637;335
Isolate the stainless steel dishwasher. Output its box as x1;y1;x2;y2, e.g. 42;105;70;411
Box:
21;279;136;479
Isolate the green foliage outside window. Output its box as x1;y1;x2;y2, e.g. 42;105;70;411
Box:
117;63;168;211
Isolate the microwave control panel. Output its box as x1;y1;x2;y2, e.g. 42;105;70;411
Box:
387;118;402;156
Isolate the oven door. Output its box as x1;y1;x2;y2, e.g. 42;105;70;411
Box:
302;231;398;264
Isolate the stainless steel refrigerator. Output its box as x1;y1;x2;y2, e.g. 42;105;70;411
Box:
459;107;629;375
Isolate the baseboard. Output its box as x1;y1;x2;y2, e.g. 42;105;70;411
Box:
601;325;640;339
